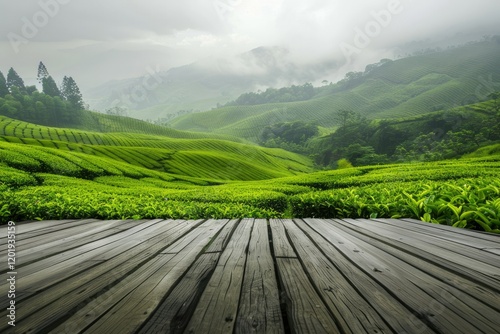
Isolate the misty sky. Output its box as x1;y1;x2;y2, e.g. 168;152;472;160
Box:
1;0;499;92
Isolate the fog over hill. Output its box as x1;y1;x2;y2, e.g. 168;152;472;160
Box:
1;0;499;119
84;46;341;119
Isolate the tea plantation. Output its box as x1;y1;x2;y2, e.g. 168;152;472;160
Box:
1;115;499;232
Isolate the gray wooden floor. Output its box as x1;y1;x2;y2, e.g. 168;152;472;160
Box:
1;218;499;333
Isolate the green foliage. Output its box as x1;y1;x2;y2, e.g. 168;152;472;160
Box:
0;90;80;126
6;68;26;93
1;143;500;232
260;121;318;145
335;109;356;129
0;64;88;127
289;177;500;233
0;116;313;182
61;76;84;110
42;76;62;98
0;165;38;188
464;144;500;158
0;71;8;98
337;158;353;169
37;61;49;84
2;156;499;232
260;121;319;154
314;99;500;166
226;83;316;106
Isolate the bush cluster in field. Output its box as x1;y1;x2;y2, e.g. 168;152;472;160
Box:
290;178;500;232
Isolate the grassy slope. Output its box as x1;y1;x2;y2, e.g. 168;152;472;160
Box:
71;110;246;143
0;116;313;182
171;40;500;141
464;143;500;158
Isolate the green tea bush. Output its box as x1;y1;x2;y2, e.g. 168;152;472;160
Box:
0;166;38;188
290;178;500;232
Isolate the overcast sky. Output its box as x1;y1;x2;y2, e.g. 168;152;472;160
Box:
1;0;499;91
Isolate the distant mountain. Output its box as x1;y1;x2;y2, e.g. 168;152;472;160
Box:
85;46;338;120
170;38;500;142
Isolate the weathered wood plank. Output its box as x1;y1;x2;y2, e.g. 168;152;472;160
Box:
380;218;500;249
236;219;284;334
269;219;296;258
2;219;101;247
0;220;201;333
294;219;432;333
0;219;78;236
341;218;500;286
276;257;340;333
79;220;227;334
282;219;396;334
0;219;90;251
205;219;239;253
0;220;139;266
12;219;116;250
185;218;254;333
3;218;499;334
139;253;220;334
401;218;500;242
486;248;500;255
306;219;500;334
373;218;500;265
138;220;238;333
332;219;500;312
9;219;167;292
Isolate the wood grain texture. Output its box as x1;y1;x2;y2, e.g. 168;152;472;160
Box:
269;219;296;258
340;218;500;292
2;218;499;334
139;219;238;333
304;219;500;334
282;219;394;334
185;219;254;334
83;220;227;334
236;219;284;334
0;220;201;333
276;257;341;334
295;219;432;333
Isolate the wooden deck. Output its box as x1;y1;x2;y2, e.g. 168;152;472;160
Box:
1;218;499;334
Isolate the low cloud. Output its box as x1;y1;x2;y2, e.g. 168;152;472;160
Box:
1;0;499;90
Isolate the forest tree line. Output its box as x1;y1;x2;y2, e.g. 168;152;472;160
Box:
0;62;85;127
224;83;316;106
260;94;500;168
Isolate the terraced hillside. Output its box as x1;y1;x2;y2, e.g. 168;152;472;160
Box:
171;39;500;141
39;110;246;143
0;116;313;182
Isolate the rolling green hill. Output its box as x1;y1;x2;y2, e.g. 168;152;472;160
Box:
53;110;246;143
171;39;500;141
0;116;313;183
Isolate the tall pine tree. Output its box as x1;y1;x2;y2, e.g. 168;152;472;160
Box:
61;76;84;110
36;62;61;97
6;68;26;93
37;62;49;84
0;70;8;97
42;76;61;97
